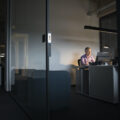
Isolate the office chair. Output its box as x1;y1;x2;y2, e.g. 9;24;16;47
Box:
78;59;81;66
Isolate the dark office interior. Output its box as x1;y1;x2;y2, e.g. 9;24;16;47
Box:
0;0;120;120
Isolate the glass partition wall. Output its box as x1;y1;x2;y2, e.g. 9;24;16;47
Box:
6;0;119;120
8;0;48;120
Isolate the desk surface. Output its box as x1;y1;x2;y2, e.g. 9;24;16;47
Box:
76;64;119;103
76;65;118;69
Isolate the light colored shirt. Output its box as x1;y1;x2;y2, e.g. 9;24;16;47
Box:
81;54;95;66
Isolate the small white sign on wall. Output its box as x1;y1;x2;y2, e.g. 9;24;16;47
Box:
48;33;52;43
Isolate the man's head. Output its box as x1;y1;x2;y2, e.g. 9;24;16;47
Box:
85;47;91;56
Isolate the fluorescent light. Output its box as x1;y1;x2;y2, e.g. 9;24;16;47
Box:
103;45;109;49
0;53;5;57
0;56;5;58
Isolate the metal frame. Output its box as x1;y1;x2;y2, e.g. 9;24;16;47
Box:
6;0;11;91
116;0;120;101
84;25;117;34
46;0;50;119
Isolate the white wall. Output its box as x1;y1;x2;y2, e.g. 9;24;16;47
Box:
49;0;100;84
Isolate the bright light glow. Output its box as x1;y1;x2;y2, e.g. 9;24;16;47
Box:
103;45;109;49
0;53;5;58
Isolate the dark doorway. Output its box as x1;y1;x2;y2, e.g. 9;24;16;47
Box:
0;0;7;89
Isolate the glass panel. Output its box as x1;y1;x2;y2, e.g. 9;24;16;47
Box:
10;0;47;120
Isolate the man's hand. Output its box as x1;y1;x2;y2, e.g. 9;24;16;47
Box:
86;61;89;66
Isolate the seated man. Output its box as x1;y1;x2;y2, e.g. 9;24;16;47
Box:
81;47;95;66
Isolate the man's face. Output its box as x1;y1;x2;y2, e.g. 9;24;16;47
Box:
85;48;91;56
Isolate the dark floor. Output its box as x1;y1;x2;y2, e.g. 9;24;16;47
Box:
0;87;120;120
0;88;30;120
50;87;120;120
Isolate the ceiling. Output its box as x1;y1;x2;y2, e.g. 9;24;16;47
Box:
90;0;116;8
87;0;116;17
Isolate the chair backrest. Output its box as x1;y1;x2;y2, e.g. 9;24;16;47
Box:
78;59;81;66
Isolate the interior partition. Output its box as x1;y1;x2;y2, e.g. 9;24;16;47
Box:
10;0;47;120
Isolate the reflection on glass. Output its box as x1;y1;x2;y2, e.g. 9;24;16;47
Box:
10;0;47;120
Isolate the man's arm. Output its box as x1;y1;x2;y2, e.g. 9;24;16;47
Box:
91;56;95;62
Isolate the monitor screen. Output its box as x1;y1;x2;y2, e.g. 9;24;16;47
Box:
96;52;112;62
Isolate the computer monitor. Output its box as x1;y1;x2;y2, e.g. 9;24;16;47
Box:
96;52;112;62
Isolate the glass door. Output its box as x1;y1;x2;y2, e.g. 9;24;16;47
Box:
6;0;49;120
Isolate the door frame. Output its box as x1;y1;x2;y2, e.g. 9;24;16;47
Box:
6;0;11;91
116;0;120;100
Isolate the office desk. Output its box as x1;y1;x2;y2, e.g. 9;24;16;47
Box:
89;65;119;103
76;65;119;103
76;66;89;95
